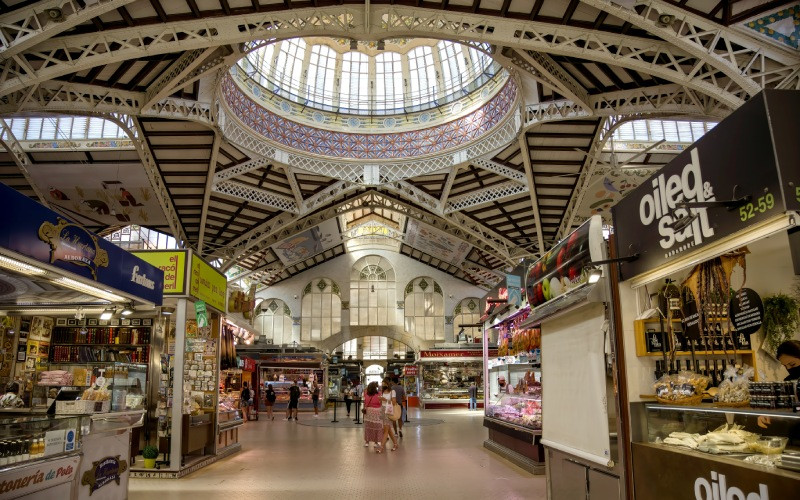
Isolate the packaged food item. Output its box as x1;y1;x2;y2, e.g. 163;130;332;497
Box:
654;371;709;403
714;365;753;406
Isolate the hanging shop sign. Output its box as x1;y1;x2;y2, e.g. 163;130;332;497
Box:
0;183;164;305
506;274;522;307
419;350;498;358
403;365;418;376
195;301;208;328
131;250;187;294
80;455;128;496
612;90;800;282
481;262;527;319
525;215;604;308
0;454;80;499
189;253;226;312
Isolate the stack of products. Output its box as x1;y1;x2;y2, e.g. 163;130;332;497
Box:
748;381;797;409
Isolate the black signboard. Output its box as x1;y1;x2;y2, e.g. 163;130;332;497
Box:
612;90;800;282
730;288;764;336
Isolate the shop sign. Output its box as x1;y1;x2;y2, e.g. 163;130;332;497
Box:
0;454;79;499
189;253;226;312
730;288;764;336
0;183;164;304
240;357;256;372
80;455;128;495
506;274;522;307
419;350;498;358
403;365;418;376
131;250;187;294
612;91;797;282
632;443;793;500
195;301;208;328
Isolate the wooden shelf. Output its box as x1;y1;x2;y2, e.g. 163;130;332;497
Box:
51;343;149;347
639;350;754;357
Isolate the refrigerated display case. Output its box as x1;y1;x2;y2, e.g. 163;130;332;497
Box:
630;402;800;499
419;358;482;409
486;361;542;430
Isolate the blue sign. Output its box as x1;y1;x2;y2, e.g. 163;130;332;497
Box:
0;183;164;305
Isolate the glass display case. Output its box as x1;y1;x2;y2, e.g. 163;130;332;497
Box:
419;360;482;407
41;361;148;412
0;413;88;467
631;402;800;499
217;392;243;430
485;361;542;430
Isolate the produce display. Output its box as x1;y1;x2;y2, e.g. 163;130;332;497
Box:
498;327;540;357
526;218;597;308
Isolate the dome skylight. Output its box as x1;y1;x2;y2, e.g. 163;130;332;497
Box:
237;37;500;116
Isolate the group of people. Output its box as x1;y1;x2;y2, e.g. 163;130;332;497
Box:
363;377;406;453
239;378;323;422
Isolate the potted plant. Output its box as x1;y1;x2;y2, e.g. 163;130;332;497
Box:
762;293;799;358
142;445;159;469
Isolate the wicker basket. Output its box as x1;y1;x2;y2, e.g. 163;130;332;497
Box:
713;399;751;408
656;394;703;406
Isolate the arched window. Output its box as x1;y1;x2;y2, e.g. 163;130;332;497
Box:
255;299;293;345
468;44;492;76
404;277;444;341
438;41;467;95
275;38;306;100
453;298;481;341
350;255;396;326
246;42;276;88
340;51;369;112
375;52;403;112
407;46;436;107
301;278;341;341
307;44;337;107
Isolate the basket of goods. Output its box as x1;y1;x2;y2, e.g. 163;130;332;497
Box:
655;370;709;405
713;365;752;407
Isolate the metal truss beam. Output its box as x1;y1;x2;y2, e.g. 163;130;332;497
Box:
0;117;49;205
284;166;306;212
0;0;136;58
445;180;528;213
523;84;732;130
213;179;300;214
471;158;526;184
517;133;545;255
583;0;800;98
554;116;612;242
509;49;591;111
197;133;221;256
213;157;272;183
438;167;458;212
142;47;217;110
0;80;143;115
0;5;767;108
115;116;189;249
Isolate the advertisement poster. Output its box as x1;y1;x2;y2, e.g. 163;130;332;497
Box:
271;219;342;265
189;254;226;312
131;250;187;294
29;316;53;341
404;219;471;264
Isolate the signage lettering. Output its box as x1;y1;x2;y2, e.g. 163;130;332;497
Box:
638;148;715;256
0;455;79;497
420;350;498;358
81;455;127;495
38;219;109;279
694;471;768;500
130;265;156;290
131;251;186;294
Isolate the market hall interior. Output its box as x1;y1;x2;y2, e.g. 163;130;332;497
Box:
1;0;800;499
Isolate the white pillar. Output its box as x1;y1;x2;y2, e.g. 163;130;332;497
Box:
169;298;187;471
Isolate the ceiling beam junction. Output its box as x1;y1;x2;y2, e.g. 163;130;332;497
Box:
0;117;50;206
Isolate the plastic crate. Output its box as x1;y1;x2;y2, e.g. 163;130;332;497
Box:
56;399;110;415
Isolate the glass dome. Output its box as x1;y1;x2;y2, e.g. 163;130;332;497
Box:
236;37;501;116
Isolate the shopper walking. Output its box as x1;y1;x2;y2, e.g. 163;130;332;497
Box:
362;382;383;452
264;383;277;421
468;381;478;411
240;382;251;422
286;380;300;421
380;381;399;451
391;376;406;438
343;380;353;417
311;382;321;418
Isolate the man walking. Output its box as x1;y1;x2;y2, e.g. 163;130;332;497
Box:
391;376;406;437
468;381;478;411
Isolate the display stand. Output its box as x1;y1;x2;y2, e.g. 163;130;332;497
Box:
418;350;484;409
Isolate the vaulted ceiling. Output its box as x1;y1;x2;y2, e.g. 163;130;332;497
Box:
1;0;798;290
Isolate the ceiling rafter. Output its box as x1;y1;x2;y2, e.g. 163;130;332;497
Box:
197;132;221;256
142;47;218;110
470;157;526;184
508;48;591;110
445;180;529;213
517;132;545;255
0;5;777;108
437;166;458;212
213;179;300;214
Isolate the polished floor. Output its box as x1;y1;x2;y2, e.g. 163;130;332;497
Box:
129;408;544;499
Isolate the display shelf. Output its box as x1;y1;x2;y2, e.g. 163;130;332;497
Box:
633;319;752;356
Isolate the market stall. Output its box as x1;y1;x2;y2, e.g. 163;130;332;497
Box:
612;90;800;499
258;354;325;412
418;350;484;409
0;183;163;498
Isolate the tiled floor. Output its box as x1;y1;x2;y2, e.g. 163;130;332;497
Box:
129;408;545;499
